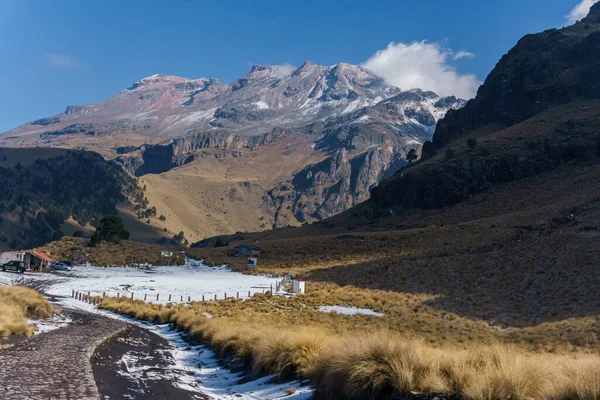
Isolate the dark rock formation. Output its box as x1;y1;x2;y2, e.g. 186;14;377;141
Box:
425;3;600;156
371;7;600;211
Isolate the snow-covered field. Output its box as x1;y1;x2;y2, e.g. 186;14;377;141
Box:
0;261;313;399
0;259;277;304
60;297;313;400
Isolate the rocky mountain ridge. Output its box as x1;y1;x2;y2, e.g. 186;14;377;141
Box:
0;62;464;239
370;5;600;212
423;3;600;157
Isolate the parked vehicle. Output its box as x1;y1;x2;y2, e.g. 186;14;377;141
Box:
51;262;72;271
1;260;27;273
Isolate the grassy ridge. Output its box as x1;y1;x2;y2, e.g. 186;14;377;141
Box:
99;296;600;399
0;286;53;339
40;237;185;266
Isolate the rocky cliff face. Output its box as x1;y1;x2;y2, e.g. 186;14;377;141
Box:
264;144;403;227
424;3;600;156
371;7;600;211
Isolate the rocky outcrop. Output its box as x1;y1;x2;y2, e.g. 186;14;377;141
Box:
371;7;600;211
373;136;599;209
424;3;600;156
121;129;290;176
265;144;405;226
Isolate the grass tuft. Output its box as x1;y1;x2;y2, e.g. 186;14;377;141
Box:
0;286;53;338
99;297;600;399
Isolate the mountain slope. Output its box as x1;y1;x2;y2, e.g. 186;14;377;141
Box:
371;5;600;211
0;62;463;241
0;148;144;250
425;3;600;155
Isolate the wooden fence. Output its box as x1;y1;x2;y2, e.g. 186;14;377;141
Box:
70;285;275;305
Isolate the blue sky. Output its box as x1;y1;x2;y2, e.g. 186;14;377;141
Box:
0;0;592;132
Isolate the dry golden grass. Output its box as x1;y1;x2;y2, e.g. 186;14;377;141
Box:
187;160;600;353
99;297;600;399
0;286;53;339
112;135;325;243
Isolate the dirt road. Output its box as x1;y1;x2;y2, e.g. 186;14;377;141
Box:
0;310;125;400
93;324;209;399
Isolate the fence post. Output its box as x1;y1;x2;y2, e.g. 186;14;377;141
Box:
214;294;217;301
169;294;172;302
202;295;204;302
237;292;239;299
157;293;159;301
224;292;227;299
181;295;183;302
248;290;251;298
188;296;191;302
131;292;134;300
72;290;75;298
144;293;147;301
270;284;273;294
117;293;120;299
103;292;106;298
88;291;90;299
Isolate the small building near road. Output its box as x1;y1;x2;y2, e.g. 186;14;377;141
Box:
0;250;55;271
24;251;55;271
234;245;261;257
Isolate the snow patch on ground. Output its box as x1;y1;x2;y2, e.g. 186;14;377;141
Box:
253;100;269;109
27;314;72;335
319;305;384;317
172;108;217;126
352;114;371;124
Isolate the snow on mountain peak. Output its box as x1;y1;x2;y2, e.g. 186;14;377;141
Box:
128;74;191;90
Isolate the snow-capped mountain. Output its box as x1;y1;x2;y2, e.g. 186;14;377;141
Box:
0;62;457;145
0;62;465;237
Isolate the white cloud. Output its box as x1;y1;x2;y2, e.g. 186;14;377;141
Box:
44;53;85;68
453;50;476;60
362;41;481;99
566;0;598;25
